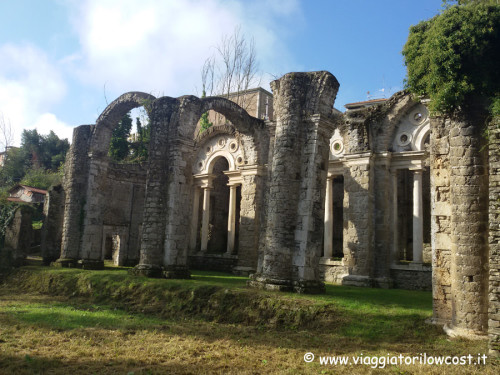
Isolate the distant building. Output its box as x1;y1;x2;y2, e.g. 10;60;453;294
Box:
8;185;48;204
0;146;19;167
344;98;387;110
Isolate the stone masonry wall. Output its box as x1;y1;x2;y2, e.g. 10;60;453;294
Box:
41;185;65;264
342;158;374;286
448;108;489;335
430;116;452;324
59;125;92;264
235;172;263;274
488;118;500;355
4;206;33;266
249;71;339;293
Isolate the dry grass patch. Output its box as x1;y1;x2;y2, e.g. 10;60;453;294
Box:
0;266;498;374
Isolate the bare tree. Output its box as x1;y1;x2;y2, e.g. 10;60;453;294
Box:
202;26;260;113
0;112;13;152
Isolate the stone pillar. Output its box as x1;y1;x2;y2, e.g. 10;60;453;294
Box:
447;108;489;338
392;170;399;262
4;206;33;267
341;154;374;287
372;155;393;288
248;71;339;294
41;185;65;265
79;155;108;270
189;186;201;252
135;96;195;279
323;176;333;259
226;184;238;254
488;117;500;356
200;187;212;252
412;169;424;264
235;167;264;275
430;116;452;325
57;125;92;267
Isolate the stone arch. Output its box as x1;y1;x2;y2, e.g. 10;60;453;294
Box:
366;92;417;153
389;103;430;152
78;92;156;266
91;92;156;157
205;152;236;173
135;94;267;278
412;121;431;151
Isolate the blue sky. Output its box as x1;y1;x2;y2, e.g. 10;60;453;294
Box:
0;0;443;147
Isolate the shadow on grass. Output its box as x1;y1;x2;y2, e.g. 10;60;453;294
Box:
0;352;208;375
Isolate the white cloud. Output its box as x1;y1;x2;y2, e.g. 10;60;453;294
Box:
0;43;72;146
29;113;75;143
69;0;301;97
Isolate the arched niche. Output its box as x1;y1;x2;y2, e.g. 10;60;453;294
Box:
390;103;430;152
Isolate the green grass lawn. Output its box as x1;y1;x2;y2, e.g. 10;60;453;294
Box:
0;266;496;374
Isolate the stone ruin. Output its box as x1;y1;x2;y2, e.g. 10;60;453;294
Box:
34;71;498;354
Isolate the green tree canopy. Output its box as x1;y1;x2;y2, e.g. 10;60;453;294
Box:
21;129;69;171
109;113;133;161
0;130;69;189
402;2;500;114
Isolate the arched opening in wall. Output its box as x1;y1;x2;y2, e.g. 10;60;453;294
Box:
208;157;230;252
332;176;344;258
108;107;150;163
195;156;242;254
395;167;431;263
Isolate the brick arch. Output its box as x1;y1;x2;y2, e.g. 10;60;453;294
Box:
92;92;156;157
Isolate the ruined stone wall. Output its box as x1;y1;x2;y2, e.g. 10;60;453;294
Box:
372;158;392;287
236;171;264;274
4;205;33;266
103;163;147;265
59;125;93;264
448;108;489;335
342;157;374;286
41;185;65;264
390;265;432;291
250;71;339;293
488;118;500;355
430;116;452;324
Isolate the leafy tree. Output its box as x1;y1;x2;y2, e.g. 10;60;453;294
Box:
130;116;150;160
402;2;500;115
19;168;62;190
109;113;133;161
20;129;69;171
0;130;68;189
0;147;29;186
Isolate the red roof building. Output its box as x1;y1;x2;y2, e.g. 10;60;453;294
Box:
7;185;48;204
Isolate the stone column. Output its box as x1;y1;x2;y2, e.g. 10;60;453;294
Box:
189;186;201;252
248;71;339;294
447;108;489;338
200;186;212;252
323;176;333;259
226;184;238;255
488;118;500;356
392;169;398;262
412;169;424;263
57;125;92;267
